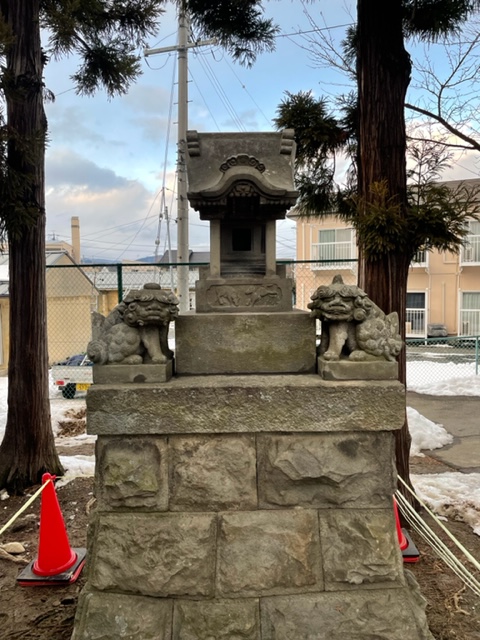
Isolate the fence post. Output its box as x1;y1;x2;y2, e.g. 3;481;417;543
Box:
476;336;479;376
116;264;123;303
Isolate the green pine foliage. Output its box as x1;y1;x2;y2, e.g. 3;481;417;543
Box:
186;0;278;65
274;90;350;216
402;0;480;39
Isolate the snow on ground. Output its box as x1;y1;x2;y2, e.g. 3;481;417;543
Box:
407;407;454;457
0;376;96;487
412;472;480;536
56;454;96;488
0;360;479;533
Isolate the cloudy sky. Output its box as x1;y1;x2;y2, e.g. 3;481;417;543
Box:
42;0;479;262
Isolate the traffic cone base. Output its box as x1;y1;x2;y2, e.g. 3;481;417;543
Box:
17;547;87;587
16;473;87;586
401;529;420;564
393;497;420;563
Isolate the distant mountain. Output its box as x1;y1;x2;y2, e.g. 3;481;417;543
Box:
80;257;116;265
80;256;156;265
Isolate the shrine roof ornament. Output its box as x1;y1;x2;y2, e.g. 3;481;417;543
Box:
220;154;266;174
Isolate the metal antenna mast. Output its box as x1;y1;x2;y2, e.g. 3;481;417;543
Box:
145;5;216;312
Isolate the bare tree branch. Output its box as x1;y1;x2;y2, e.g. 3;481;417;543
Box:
405;102;480;151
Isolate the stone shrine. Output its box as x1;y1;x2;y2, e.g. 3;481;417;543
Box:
175;130;315;376
72;131;433;640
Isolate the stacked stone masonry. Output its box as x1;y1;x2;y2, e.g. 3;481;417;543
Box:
73;377;433;640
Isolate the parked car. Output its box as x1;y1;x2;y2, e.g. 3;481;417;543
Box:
51;353;93;399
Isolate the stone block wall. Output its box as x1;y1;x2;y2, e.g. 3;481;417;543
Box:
73;376;433;639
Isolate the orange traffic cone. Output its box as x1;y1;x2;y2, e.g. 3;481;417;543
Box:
393;497;420;564
394;498;408;550
17;473;87;586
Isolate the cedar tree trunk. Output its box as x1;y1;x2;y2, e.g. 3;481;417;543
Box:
357;0;415;504
0;0;63;493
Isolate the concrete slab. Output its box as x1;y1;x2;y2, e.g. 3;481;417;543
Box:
406;392;480;438
93;362;173;384
318;357;398;381
423;437;480;472
406;391;480;472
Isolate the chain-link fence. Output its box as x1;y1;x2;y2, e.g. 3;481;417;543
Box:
40;260;478;398
406;336;480;390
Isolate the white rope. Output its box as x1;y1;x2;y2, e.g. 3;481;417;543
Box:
396;477;480;596
0;478;52;537
396;491;480;596
398;475;480;571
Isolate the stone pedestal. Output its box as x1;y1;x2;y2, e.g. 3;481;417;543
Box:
92;361;173;384
72;375;433;640
175;312;315;375
317;356;398;380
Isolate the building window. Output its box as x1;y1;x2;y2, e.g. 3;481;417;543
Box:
460;292;480;335
406;292;426;336
311;228;356;268
461;220;480;264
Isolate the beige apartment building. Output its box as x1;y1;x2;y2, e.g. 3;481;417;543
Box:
292;179;480;337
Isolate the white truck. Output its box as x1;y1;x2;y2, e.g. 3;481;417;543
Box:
51;353;93;399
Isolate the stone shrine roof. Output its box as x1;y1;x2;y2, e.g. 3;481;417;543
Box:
186;130;298;219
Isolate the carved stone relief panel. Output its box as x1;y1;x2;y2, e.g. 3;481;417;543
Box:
206;284;282;309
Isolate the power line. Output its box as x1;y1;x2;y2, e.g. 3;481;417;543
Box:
81;213;160;239
154;53;177;260
188;68;221;131
192;48;245;130
145;53;173;71
114;190;164;260
223;57;271;127
275;23;352;39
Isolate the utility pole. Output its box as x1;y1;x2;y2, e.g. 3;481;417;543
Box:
176;6;189;312
145;6;216;313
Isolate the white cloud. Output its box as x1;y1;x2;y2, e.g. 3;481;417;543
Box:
45;148;209;261
47;148;128;191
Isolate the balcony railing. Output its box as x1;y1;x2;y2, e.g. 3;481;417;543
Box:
461;236;480;264
460;309;480;335
406;308;426;337
410;250;427;267
310;242;356;269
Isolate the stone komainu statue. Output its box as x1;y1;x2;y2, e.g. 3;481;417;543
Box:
87;283;179;365
308;275;403;362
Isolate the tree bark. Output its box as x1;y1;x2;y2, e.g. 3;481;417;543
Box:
0;0;63;493
357;0;416;505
